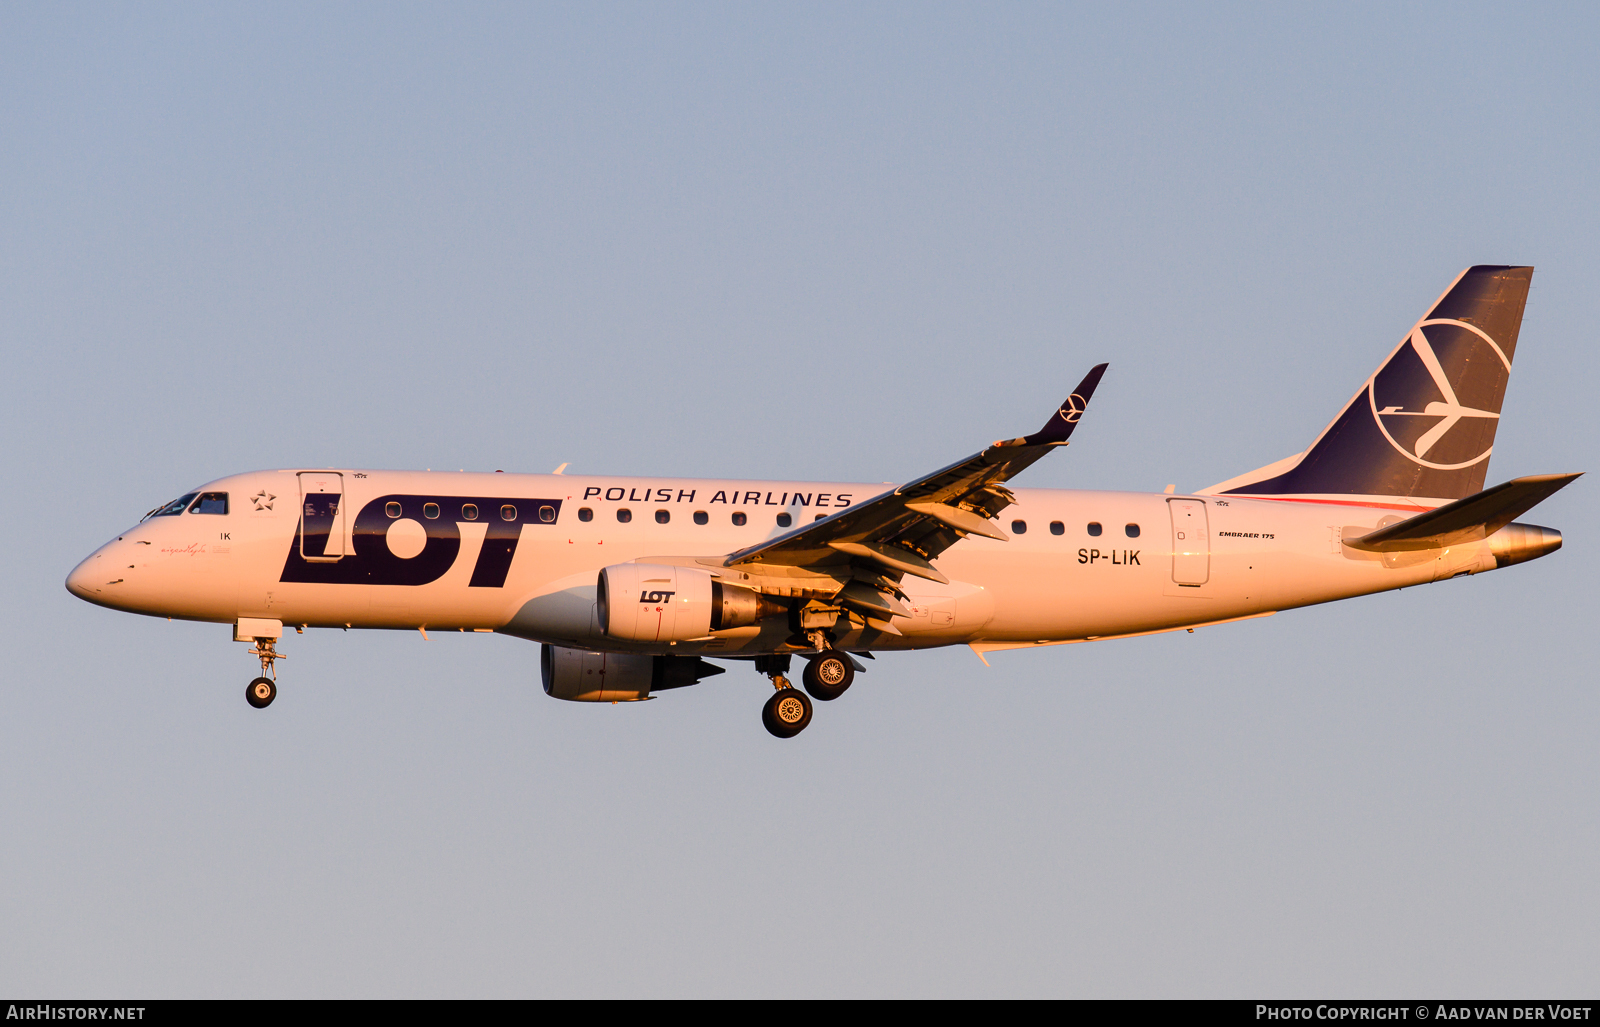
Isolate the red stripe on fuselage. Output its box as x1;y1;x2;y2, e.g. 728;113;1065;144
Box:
1232;495;1438;512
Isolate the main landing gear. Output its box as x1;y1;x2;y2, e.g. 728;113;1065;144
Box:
753;647;859;738
801;649;855;702
754;654;810;738
244;636;285;709
762;688;813;738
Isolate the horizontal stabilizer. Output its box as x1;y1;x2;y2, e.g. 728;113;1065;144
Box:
1343;473;1581;552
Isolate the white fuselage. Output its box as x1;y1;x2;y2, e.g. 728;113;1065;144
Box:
66;468;1496;656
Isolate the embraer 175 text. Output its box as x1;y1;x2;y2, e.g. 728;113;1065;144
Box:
68;266;1580;737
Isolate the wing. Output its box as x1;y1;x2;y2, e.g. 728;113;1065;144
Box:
719;364;1107;620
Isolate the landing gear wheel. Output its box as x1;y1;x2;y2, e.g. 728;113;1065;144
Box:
802;650;854;701
762;688;813;738
246;676;277;709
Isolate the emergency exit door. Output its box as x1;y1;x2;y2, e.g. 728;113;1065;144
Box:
298;472;346;562
1168;498;1209;586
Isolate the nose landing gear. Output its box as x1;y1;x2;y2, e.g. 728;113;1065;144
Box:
247;676;277;708
244;636;285;709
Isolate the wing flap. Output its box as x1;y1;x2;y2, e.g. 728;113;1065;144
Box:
903;501;1010;541
827;541;950;583
838;581;912;619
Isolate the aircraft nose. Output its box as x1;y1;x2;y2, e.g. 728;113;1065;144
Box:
66;549;112;603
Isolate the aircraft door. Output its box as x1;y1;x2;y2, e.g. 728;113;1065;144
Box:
1168;498;1209;586
298;472;346;562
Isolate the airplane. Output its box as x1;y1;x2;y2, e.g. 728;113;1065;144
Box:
66;265;1580;738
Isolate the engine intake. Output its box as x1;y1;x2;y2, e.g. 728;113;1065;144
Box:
597;563;786;642
540;644;725;702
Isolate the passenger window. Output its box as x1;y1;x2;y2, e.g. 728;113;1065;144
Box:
776;513;792;528
462;503;478;521
732;512;747;526
617;508;632;523
1125;523;1141;538
655;509;670;524
423;502;440;520
539;505;556;523
386;502;402;519
693;511;708;525
501;505;518;522
1087;522;1102;536
150;494;199;518
1050;521;1064;535
1011;520;1027;534
189;492;228;515
577;507;593;522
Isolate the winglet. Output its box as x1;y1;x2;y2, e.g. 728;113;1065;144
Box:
1014;363;1108;447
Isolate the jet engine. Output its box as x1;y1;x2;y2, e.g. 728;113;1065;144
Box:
540;644;725;702
597;563;786;642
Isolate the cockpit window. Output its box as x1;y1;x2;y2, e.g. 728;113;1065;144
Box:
146;493;199;519
189;492;228;515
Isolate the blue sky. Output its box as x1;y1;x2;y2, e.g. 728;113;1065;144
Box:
2;2;1596;996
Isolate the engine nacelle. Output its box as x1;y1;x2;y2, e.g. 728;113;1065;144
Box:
598;563;714;642
597;563;786;642
540;644;725;702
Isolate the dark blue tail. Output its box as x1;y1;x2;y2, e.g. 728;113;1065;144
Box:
1207;265;1533;503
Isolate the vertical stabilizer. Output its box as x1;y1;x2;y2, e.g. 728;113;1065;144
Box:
1204;265;1533;505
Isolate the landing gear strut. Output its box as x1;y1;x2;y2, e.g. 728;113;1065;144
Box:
244;636;285;709
754;654;812;738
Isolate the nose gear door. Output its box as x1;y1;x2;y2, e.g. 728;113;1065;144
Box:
298;472;346;562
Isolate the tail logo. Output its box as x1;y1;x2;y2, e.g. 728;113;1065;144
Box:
1058;394;1087;423
1367;318;1511;471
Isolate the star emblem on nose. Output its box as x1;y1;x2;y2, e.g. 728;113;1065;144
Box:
251;491;276;511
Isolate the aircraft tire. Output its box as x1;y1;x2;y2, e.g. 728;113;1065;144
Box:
801;650;854;701
246;676;277;709
762;688;812;738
